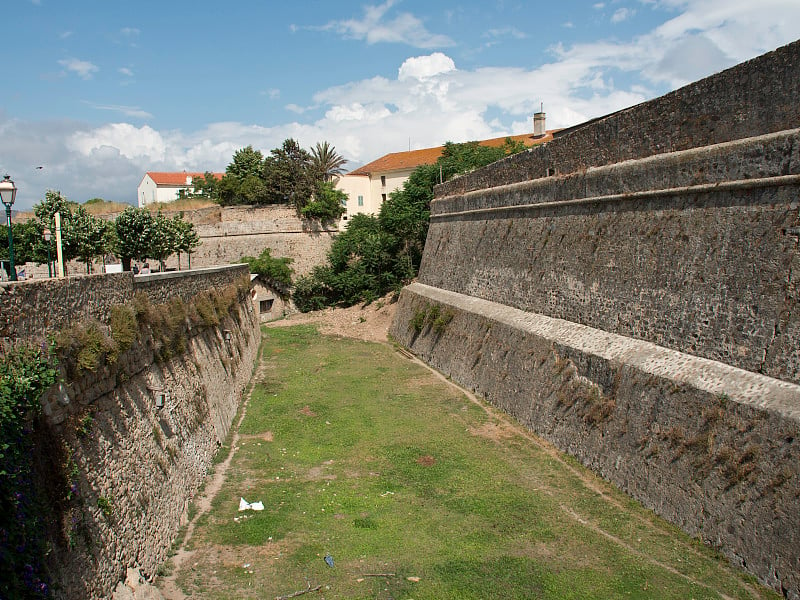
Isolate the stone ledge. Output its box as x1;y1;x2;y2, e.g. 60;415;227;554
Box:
405;283;800;420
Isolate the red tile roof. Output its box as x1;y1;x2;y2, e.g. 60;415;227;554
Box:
146;171;224;185
347;130;557;176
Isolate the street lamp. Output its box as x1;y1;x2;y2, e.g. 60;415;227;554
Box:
43;228;52;278
0;175;17;282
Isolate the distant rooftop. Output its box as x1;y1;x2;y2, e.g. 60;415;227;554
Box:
346;130;557;177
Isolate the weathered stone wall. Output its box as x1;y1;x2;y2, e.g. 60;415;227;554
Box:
156;204;334;276
438;39;800;198
0;272;133;342
391;284;800;598
391;41;800;598
1;267;259;599
422;130;800;385
0;265;251;343
11;203;335;279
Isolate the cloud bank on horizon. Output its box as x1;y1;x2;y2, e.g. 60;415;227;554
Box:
2;0;799;210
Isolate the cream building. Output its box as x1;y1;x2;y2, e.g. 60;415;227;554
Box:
335;114;555;228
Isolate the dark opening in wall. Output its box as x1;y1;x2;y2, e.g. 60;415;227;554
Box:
259;299;274;313
546;167;556;177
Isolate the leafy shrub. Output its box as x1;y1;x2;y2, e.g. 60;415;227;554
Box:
432;309;454;333
410;309;427;333
240;248;294;296
55;321;115;374
0;344;58;598
301;181;347;223
109;305;138;359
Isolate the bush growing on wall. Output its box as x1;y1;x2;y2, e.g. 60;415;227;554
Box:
0;344;58;598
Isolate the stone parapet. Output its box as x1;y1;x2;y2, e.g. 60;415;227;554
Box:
419;132;800;385
437;40;800;197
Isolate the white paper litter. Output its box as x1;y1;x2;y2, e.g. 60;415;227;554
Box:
239;497;265;511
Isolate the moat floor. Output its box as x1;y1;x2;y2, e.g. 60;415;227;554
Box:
156;316;778;600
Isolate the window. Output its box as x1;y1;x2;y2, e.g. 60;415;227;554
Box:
381;193;387;202
259;299;274;313
357;195;364;206
380;175;386;186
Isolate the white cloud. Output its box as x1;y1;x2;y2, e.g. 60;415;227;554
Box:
285;104;308;114
69;123;167;161
58;58;99;80
87;103;152;119
262;89;280;99
315;0;454;48
611;8;634;23
398;53;456;80
118;67;134;77
120;27;140;37
484;27;527;40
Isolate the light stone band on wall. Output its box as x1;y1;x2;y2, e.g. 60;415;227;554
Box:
407;282;800;421
432;173;800;221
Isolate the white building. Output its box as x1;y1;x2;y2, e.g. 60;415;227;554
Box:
137;171;223;207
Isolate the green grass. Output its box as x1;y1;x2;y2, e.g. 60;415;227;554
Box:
173;324;779;600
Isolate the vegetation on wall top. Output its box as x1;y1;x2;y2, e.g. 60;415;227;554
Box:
238;248;294;298
190;139;347;223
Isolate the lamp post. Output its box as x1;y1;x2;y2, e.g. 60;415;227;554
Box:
0;175;17;282
43;228;52;278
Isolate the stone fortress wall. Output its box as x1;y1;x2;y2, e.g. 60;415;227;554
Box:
157;204;336;277
0;265;260;599
390;41;800;598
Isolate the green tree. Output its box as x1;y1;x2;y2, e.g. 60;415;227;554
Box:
190;171;220;199
114;206;155;271
0;344;58;598
215;173;243;206
1;221;44;266
239;248;293;297
33;190;79;267
147;211;179;271
68;205;111;273
310;141;347;182
262;138;313;207
173;215;200;269
226;145;265;181
238;174;269;205
301;181;347;223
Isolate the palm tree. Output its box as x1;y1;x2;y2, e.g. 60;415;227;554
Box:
310;141;347;182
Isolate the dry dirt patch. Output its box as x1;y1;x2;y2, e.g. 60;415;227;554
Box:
268;294;397;342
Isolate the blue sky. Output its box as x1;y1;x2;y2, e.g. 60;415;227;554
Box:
3;0;799;210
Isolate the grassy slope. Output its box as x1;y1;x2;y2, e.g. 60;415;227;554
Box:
174;325;778;600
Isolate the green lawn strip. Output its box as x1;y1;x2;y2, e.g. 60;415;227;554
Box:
177;325;779;600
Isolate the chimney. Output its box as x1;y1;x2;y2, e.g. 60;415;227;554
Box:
533;103;546;137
